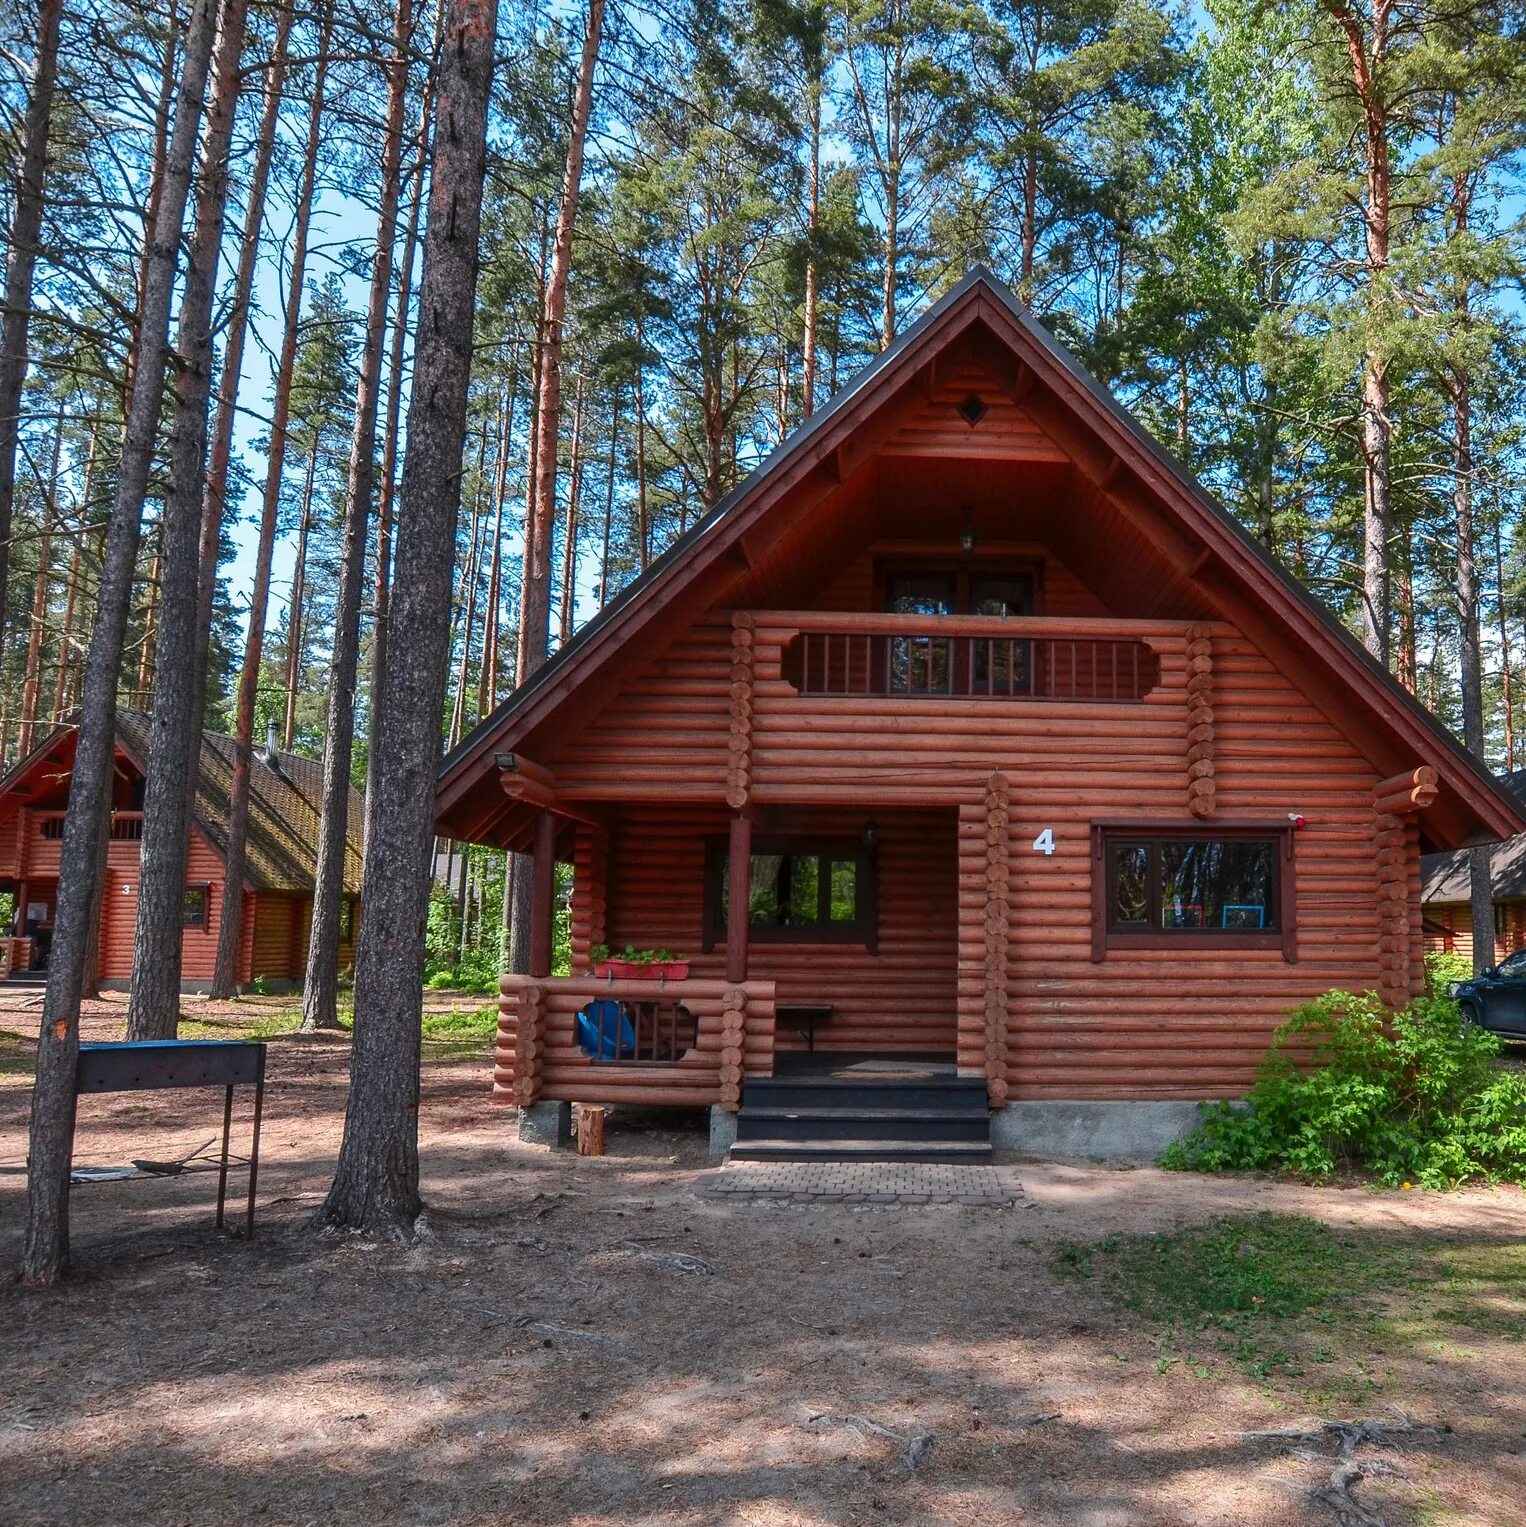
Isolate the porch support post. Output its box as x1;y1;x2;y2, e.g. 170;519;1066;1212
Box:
530;811;555;979
726;810;750;983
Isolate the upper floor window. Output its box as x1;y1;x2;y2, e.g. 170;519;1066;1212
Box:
883;567;1036;618
183;885;210;929
1094;826;1293;959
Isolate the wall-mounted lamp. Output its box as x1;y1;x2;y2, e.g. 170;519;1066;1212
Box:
862;818;880;851
959;503;975;558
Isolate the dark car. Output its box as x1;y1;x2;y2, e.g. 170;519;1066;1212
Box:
1451;950;1526;1039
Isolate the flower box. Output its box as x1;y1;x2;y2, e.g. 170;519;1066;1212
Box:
594;959;690;981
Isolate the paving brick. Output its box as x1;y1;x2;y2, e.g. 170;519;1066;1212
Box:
697;1161;1025;1207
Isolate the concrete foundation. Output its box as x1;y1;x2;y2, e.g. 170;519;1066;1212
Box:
518;1100;573;1148
708;1106;738;1158
991;1100;1206;1160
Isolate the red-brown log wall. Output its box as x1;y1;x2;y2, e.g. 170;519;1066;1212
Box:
574;803;960;1054
538;570;1419;1100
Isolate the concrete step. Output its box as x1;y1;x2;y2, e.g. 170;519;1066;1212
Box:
729;1137;994;1164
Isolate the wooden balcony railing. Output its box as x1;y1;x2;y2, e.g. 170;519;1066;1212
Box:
776;615;1161;703
35;810;143;841
496;975;777;1110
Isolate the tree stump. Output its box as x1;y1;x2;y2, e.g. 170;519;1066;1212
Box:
577;1103;606;1157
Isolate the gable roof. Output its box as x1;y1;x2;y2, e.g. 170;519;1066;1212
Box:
436;267;1525;853
1;712;363;895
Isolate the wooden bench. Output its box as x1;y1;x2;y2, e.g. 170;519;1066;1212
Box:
778;1002;834;1052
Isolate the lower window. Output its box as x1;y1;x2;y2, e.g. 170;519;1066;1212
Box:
183;885;210;929
1095;827;1292;957
704;838;874;946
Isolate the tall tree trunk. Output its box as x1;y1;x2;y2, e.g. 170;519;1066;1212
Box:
18;412;64;756
1494;516;1514;770
22;0;221;1286
318;0;497;1238
635;313;649;571
281;446;317;748
448;430;488;745
479;364;516;716
128;0;252;1041
191;0;295;723
135;545;161;703
801;77;821;421
303;0;415;1033
0;0;64;650
1326;1;1393;666
211;14;332;996
364;64;434;849
510;0;604;972
519;0;604;683
558;372;586;647
598;394;618;606
1453;371;1493;970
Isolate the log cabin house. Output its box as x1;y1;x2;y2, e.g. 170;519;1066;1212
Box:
1423;768;1526;965
0;712;362;990
436;270;1524;1160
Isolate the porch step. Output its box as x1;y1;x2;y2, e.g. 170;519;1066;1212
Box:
728;1137;993;1164
736;1106;991;1144
731;1074;992;1163
739;1076;988;1113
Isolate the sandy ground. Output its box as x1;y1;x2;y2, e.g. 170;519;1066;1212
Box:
1;995;1523;1526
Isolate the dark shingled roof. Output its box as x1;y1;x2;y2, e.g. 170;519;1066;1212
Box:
1422;770;1526;903
112;710;364;895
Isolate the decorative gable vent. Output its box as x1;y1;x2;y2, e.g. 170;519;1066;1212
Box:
958;392;988;427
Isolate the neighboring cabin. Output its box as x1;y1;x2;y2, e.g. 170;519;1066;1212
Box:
435;270;1522;1159
1422;769;1526;965
0;712;362;989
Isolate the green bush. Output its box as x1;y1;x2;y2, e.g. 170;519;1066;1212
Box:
1425;948;1472;997
1162;989;1526;1188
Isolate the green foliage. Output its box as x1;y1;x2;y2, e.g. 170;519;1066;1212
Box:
1053;1212;1422;1381
589;943;681;965
419;1005;499;1042
1425;949;1472;996
1162;989;1526;1188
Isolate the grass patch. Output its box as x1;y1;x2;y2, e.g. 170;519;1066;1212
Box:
1055;1212;1526;1402
178;1009;310;1042
0;1026;35;1077
420;1004;498;1043
1054;1212;1424;1385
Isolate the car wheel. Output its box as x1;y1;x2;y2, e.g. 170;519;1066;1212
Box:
1459;1001;1483;1030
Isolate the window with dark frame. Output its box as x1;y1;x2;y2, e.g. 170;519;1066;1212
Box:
881;564;1039;696
182;884;209;929
1095;827;1294;958
704;837;875;947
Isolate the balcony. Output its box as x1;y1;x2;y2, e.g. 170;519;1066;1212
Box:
769;613;1162;703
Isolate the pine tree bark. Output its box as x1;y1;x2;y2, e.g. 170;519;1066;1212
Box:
302;0;416;1034
1325;1;1393;666
317;0;498;1237
127;0;252;1042
0;0;64;653
191;0;295;723
211;14;332;996
557;371;586;646
364;68;434;849
509;0;603;973
598;394;618;606
479;364;517;716
801;77;821;420
519;0;604;682
22;0;222;1285
281;447;317;747
18;412;64;757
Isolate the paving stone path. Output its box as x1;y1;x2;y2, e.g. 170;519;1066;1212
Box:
696;1161;1026;1206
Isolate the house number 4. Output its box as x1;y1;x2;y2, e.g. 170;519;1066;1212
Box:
1032;829;1056;856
